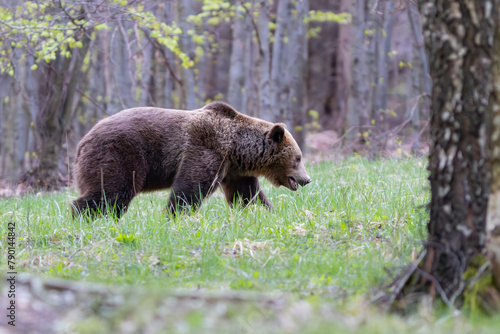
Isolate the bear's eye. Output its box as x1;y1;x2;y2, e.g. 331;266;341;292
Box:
296;156;301;163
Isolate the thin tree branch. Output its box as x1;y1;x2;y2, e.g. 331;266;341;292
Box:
140;29;184;87
238;0;264;56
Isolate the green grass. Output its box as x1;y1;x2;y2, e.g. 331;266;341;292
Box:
10;156;492;332
1;157;428;293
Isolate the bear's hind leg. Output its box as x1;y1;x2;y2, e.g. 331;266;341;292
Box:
221;176;272;209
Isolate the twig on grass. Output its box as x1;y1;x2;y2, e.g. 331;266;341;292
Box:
372;250;426;310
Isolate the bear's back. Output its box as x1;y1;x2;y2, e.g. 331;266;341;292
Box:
75;107;199;167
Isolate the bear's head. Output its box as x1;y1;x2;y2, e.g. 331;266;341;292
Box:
264;123;311;191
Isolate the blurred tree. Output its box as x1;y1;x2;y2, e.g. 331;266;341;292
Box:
255;0;271;120
227;4;247;112
345;0;370;144
176;0;196;109
407;0;431;151
371;1;393;136
0;1;191;190
286;0;309;149
333;0;352;130
270;0;291;123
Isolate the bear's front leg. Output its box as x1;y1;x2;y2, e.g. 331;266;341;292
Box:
166;150;225;215
221;176;272;209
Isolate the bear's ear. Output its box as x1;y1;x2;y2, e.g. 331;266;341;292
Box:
269;123;286;143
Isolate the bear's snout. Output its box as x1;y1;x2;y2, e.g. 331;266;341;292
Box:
296;175;311;186
287;174;312;191
293;162;311;187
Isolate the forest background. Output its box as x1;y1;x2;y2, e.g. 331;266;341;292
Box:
0;0;429;189
4;1;500;330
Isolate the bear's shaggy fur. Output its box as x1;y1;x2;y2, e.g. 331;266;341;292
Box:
72;102;311;217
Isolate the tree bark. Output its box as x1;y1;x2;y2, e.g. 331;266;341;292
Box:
422;0;493;298
383;0;498;309
487;7;500;291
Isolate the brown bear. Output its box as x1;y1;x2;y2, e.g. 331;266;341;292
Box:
72;101;311;218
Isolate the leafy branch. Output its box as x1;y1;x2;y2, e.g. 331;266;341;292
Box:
0;0;193;76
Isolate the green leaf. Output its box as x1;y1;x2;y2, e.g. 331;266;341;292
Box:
207;17;220;26
95;23;108;31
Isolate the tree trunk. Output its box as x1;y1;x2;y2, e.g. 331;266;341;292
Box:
345;0;370;143
334;0;352;131
487;8;500;291
243;21;255;117
177;0;196;109
228;6;247;112
286;0;308;150
404;57;420;151
19;36;91;190
407;0;431;151
16;60;32;172
421;0;492;299
383;0;498;309
408;1;431;97
136;28;154;106
270;0;291;122
116;22;136;109
372;2;393;128
102;29;115;113
1;80;17;178
256;0;271;121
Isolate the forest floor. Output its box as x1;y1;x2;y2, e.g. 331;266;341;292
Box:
1;157;499;333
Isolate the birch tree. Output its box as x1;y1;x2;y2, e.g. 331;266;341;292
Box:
487;5;500;292
382;0;500;310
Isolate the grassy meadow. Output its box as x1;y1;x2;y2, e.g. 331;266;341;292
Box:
2;157;499;333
